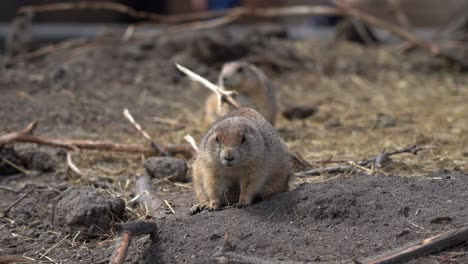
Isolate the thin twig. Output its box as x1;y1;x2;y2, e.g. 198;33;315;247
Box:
296;145;431;177
1;158;31;175
39;234;70;260
0;121;37;145
2;187;36;216
66;152;84;177
183;134;198;153
152;117;185;130
123;108;166;155
164;200;175;214
176;64;240;109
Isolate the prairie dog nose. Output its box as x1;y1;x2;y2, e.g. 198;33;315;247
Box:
223;156;234;162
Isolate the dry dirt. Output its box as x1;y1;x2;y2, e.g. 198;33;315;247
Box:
1;25;468;264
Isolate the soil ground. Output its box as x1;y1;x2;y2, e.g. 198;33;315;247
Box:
1;25;468;263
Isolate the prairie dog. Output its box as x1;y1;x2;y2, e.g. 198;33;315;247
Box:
191;107;291;215
204;61;277;128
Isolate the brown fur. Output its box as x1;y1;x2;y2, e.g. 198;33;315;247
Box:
191;107;291;215
203;61;278;128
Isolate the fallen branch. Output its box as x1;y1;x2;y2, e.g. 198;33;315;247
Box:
18;2;340;24
373;145;425;168
291;152;313;171
334;0;468;70
362;225;468;264
109;220;157;264
296;145;430;177
133;175;165;218
0;121;37;145
0;123;195;157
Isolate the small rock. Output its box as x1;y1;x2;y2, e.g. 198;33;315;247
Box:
144;157;188;182
53;187;125;238
462;148;468;157
0;145;23;175
17;148;59;172
282;105;318;120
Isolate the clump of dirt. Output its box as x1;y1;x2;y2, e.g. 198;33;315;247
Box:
148;172;468;263
53;187;125;237
144;157;188;182
0;145;61;174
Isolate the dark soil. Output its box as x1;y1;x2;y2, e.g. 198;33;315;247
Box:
1;24;467;264
149;172;468;264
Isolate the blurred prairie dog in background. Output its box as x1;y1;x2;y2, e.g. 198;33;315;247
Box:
204;61;278;128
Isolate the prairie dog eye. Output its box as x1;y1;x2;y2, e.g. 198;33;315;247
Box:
215;136;220;144
241;135;246;144
236;67;244;74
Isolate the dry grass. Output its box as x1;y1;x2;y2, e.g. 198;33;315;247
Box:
66;40;467;210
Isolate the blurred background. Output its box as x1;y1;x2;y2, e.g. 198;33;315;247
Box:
1;0;468;51
0;0;467;25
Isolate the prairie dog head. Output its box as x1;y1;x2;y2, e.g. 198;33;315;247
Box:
203;117;264;168
218;61;265;94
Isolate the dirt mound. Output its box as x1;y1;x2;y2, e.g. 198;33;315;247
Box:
53;187;126;237
147;172;468;263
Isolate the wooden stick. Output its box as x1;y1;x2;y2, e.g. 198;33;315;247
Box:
134;175;165;218
0;123;195;157
109;220;157;264
0;121;36;145
363;225;468;264
109;232;131;264
334;0;468;70
296;145;430;177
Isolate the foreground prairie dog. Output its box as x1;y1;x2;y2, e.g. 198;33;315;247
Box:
204;61;277;127
190;107;291;215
